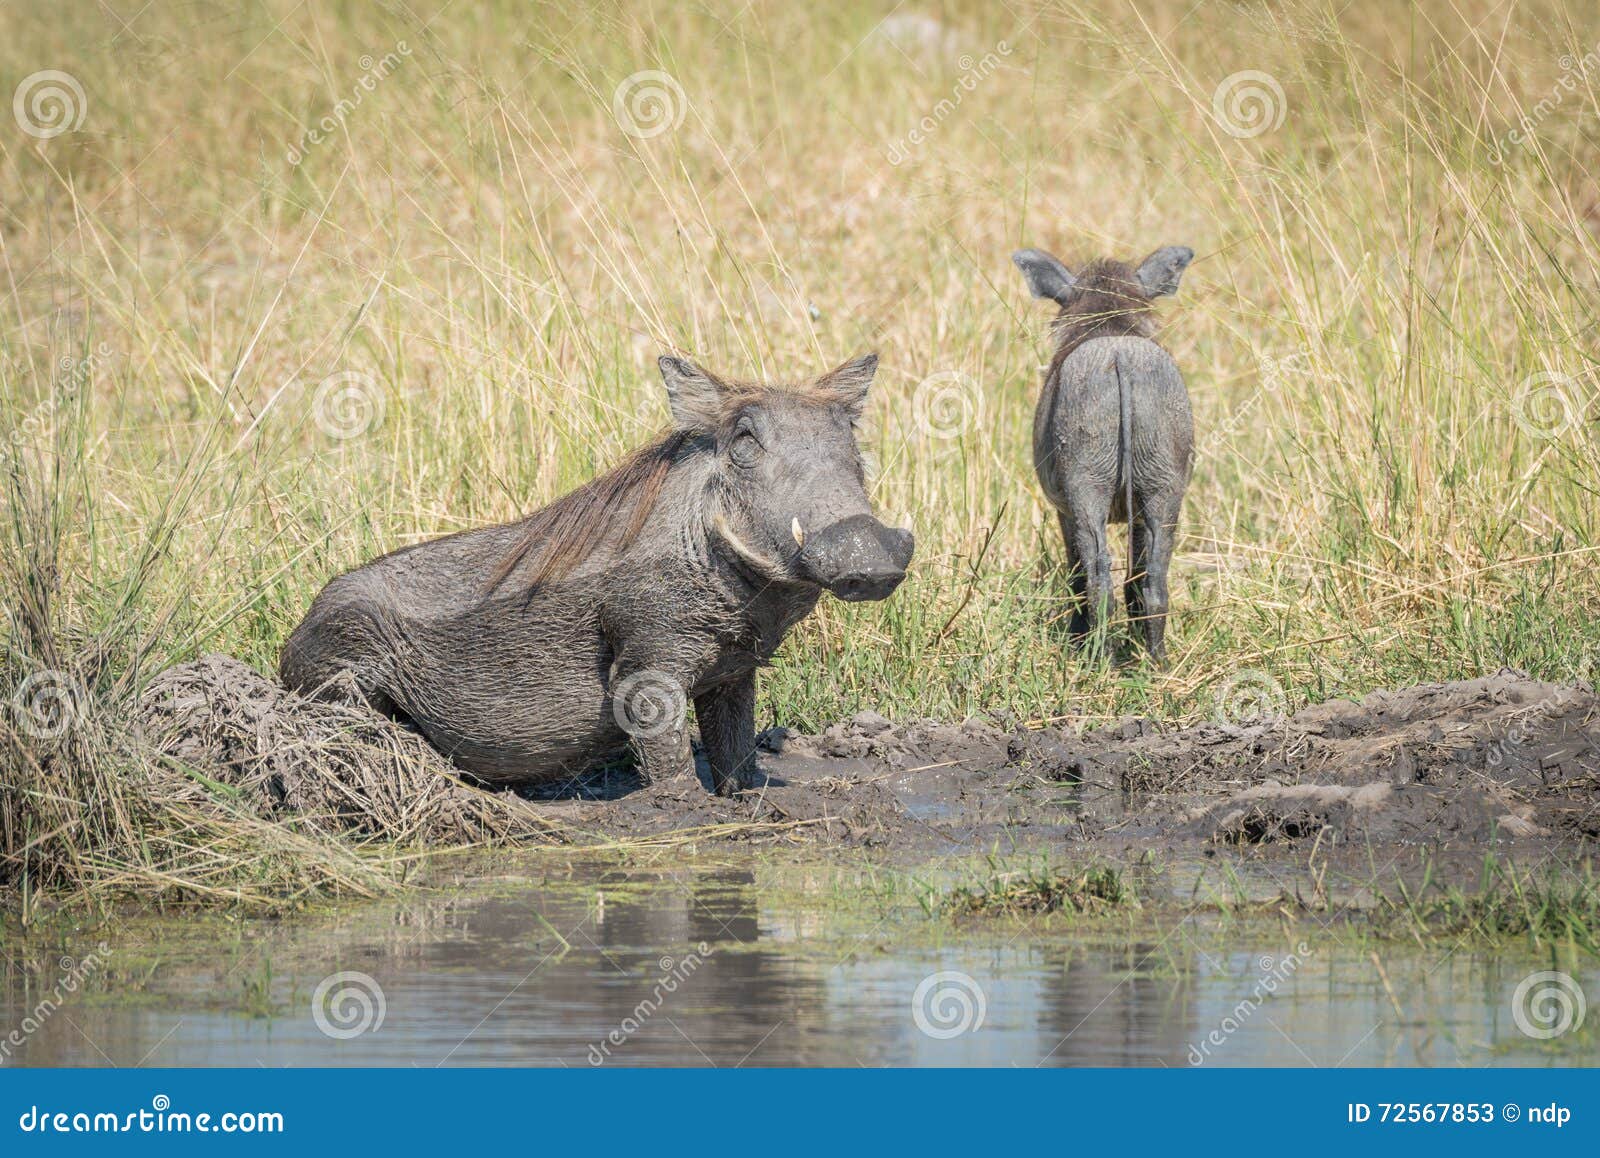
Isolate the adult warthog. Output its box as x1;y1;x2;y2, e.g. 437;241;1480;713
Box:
280;353;913;796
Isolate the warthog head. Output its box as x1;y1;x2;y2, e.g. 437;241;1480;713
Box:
659;353;915;601
1012;244;1194;352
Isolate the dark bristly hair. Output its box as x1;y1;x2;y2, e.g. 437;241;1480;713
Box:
485;372;864;599
1047;259;1159;382
485;429;696;597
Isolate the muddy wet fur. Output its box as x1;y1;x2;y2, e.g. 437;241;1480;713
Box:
1013;244;1195;663
279;353;913;797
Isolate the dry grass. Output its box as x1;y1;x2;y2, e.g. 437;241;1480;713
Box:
140;654;564;845
1;0;1598;901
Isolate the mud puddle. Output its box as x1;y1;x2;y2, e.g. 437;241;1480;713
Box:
141;660;1598;894
542;670;1600;878
3;861;1593;1067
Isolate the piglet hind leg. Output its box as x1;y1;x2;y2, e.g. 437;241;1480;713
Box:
1062;500;1114;665
1056;511;1092;643
1137;494;1183;667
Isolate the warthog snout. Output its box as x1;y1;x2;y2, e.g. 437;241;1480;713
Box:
798;513;914;602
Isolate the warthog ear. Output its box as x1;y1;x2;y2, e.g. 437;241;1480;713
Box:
815;353;878;420
658;355;726;430
1135;245;1195;298
1012;248;1076;305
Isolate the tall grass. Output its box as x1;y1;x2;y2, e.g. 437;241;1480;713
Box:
1;1;1597;895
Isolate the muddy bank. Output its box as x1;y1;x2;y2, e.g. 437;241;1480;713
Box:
553;670;1598;860
144;658;1598;869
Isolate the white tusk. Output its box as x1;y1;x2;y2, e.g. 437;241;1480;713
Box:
713;513;777;578
791;517;805;549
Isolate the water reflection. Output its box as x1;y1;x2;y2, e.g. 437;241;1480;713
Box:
1;868;1592;1068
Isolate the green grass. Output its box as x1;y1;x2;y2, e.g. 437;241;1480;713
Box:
940;856;1140;916
1373;854;1600;955
2;0;1598;900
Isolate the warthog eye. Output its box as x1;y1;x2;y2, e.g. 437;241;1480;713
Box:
729;426;762;467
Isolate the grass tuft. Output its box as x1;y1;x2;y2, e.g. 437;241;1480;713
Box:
944;859;1138;916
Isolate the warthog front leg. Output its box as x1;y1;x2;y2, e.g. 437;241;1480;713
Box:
608;658;695;785
695;672;757;797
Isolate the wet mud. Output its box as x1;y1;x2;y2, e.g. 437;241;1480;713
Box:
145;659;1599;879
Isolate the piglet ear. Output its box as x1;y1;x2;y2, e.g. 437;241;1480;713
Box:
815;352;878;419
1012;248;1076;305
1135;245;1194;298
658;355;727;430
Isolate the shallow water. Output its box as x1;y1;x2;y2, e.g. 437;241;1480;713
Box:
2;864;1593;1067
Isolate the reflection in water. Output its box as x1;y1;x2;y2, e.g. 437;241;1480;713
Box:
1;868;1593;1068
